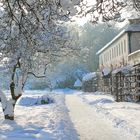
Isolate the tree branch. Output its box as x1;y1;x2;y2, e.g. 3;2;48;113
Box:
27;72;46;78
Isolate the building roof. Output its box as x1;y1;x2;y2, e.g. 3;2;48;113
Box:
96;24;140;55
128;49;140;57
74;79;82;87
82;72;96;82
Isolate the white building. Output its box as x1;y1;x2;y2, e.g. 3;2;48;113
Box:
96;19;140;70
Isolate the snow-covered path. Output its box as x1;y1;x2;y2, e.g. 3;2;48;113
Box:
65;94;137;140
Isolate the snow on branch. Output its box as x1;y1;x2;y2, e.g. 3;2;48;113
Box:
133;0;140;11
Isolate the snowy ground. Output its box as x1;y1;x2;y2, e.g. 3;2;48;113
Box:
0;89;140;140
78;91;140;139
66;94;137;140
0;90;78;140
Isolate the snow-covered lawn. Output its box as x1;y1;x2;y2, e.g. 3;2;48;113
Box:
66;94;137;140
0;89;140;140
79;91;140;139
0;90;78;140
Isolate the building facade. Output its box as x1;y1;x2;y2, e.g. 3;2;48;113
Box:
97;19;140;70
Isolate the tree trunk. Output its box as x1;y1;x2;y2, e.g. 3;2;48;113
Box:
4;101;15;120
0;90;15;120
5;115;14;120
0;58;26;120
8;82;22;120
0;85;22;120
6;59;22;120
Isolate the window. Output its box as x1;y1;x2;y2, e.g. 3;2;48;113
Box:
110;50;111;60
112;48;114;58
124;40;126;52
116;46;118;56
107;51;109;61
104;53;106;62
100;55;102;65
117;45;119;56
115;46;117;57
119;43;121;54
121;41;123;54
114;47;115;57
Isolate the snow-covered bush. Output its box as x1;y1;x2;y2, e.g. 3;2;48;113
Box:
17;95;54;106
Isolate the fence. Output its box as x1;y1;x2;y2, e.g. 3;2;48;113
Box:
98;63;140;102
82;77;99;92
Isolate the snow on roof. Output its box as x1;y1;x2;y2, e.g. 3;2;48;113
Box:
74;79;82;87
128;49;140;57
126;24;140;32
112;65;132;74
102;68;111;76
82;72;96;82
96;24;140;55
96;30;125;55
